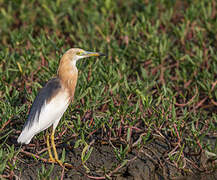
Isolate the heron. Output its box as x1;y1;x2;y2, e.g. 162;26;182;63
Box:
17;48;104;166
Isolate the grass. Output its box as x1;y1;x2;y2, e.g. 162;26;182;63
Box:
0;0;217;179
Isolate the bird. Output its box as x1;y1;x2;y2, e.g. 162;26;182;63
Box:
17;48;104;166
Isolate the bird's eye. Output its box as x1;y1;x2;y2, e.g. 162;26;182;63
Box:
76;52;82;55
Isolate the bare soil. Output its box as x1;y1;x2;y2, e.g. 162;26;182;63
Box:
15;138;217;180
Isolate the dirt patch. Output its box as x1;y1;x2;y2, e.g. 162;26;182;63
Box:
15;138;217;179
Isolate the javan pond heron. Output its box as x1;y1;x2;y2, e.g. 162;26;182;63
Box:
17;48;104;166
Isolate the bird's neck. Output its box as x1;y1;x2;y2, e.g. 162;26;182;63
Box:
57;57;78;100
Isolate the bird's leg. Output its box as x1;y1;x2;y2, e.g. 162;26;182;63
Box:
46;129;55;163
48;128;74;169
51;128;63;166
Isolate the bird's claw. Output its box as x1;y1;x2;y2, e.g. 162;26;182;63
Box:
48;158;63;166
56;159;64;167
47;159;73;170
48;158;56;163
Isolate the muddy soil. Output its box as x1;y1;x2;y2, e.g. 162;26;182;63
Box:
15;138;217;180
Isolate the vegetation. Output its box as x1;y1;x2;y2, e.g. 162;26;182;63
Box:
0;0;217;179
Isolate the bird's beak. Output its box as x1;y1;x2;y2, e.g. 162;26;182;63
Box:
82;51;105;57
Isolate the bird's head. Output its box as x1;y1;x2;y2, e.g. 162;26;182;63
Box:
63;48;105;66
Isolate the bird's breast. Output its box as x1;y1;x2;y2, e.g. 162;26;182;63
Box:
60;74;78;99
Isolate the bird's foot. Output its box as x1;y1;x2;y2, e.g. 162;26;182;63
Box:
48;158;63;166
55;159;64;167
47;158;73;169
47;157;56;163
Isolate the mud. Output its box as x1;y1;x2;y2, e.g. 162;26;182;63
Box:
15;138;217;180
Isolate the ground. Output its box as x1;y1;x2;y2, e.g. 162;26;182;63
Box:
0;0;217;179
15;139;217;179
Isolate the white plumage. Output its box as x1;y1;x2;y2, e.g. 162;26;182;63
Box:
17;90;70;144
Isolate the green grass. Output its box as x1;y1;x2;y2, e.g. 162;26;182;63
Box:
0;0;217;179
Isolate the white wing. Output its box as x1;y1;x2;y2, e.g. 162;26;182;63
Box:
17;78;70;144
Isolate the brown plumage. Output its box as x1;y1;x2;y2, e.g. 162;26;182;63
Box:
57;49;78;99
17;48;104;166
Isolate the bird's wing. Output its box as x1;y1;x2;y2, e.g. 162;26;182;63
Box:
23;77;62;130
18;77;71;144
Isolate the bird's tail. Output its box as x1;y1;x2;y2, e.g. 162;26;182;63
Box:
17;128;35;144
